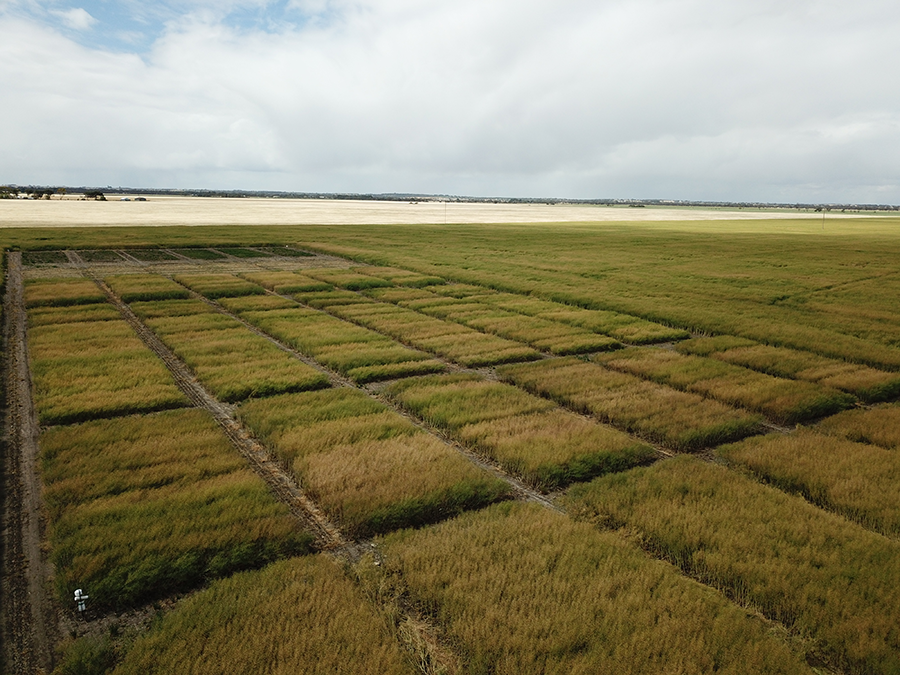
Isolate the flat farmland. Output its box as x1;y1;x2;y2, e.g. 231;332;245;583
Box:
2;205;900;675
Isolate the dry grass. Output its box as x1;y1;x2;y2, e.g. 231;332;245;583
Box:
718;429;900;536
113;555;414;675
104;274;190;302
386;374;655;490
379;501;811;674
41;410;311;609
568;456;900;675
129;297;216;318
498;357;761;451
28;319;188;424
24;278;106;307
678;336;900;403
594;347;855;424
239;390;509;535
218;293;296;313
816;404;900;449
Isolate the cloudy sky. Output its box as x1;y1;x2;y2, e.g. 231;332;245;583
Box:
2;0;899;203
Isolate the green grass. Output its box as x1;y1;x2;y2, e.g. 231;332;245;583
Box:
77;249;123;262
104;274;190;302
498;357;761;451
214;247;272;258
22;250;69;265
567;456;900;675
385;374;655;490
594;347;856;424
41;410;312;610
718;429;900;537
122;248;180;261
238;390;510;536
379;502;811;674
112;556;414;675
253;245;315;257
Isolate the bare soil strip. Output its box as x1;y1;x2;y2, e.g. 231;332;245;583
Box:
2;251;58;674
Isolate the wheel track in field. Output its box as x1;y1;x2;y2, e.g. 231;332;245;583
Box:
2;251;58;674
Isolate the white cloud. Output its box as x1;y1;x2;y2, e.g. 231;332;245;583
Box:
51;7;96;31
1;0;900;202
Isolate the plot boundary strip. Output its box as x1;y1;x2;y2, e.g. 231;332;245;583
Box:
2;251;57;673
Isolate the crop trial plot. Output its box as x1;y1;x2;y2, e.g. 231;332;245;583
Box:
24;278;106;307
379;502;811;674
174;273;266;299
238;389;510;535
104;274;190;302
326;300;540;366
28;311;188;424
498;357;761;451
139;303;329;402
677;335;900;403
385;373;655;490
41;409;312;610
400;293;621;355
593;346;855;424
233;303;445;383
239;270;332;294
27;302;120;327
304;267;393;290
351;265;445;287
112;555;415;675
718;428;900;536
817;404;900;449
568;457;900;675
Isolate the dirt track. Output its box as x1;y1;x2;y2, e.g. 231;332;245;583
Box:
2;252;58;674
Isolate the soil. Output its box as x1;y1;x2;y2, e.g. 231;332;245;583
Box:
2;252;59;674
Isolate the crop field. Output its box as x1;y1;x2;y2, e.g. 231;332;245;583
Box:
3;211;900;675
41;410;312;610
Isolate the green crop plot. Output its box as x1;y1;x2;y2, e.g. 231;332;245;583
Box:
24;278;106;307
236;305;445;383
27;302;120;327
104;274;190;302
41;410;312;610
174;273;266;299
380;502;810;674
568;457;900;675
677;336;900;403
594;346;855;424
304;268;393;290
718;429;900;536
386;374;655;489
142;307;329;402
498;357;761;451
326;300;539;366
239;390;510;535
817;404;900;449
29;316;188;424
352;265;445;287
239;270;332;294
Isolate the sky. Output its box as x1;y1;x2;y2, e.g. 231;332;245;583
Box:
1;0;899;203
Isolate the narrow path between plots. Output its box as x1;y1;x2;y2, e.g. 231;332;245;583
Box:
2;251;58;674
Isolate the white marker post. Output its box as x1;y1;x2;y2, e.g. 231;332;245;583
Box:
74;588;88;617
